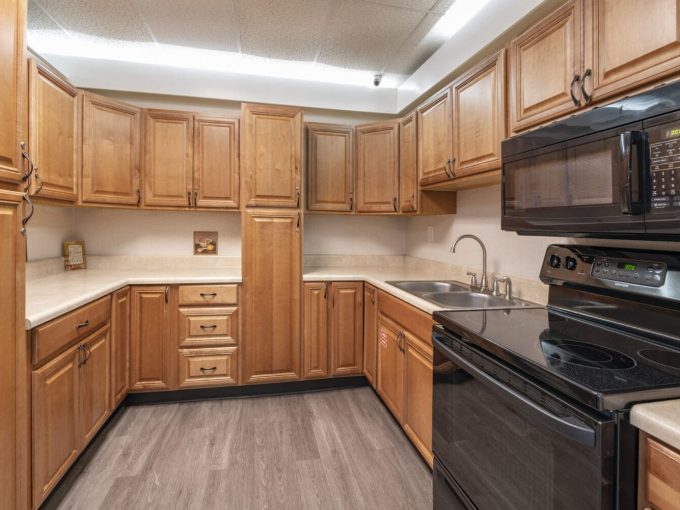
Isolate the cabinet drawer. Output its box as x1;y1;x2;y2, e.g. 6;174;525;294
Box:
178;307;238;347
178;285;238;306
178;347;238;388
647;438;680;510
33;296;111;366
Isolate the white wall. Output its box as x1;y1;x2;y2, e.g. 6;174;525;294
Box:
304;215;407;255
26;205;77;260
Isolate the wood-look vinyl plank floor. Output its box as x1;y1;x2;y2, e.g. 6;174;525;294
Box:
43;387;432;510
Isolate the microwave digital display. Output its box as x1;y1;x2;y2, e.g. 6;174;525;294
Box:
667;127;680;138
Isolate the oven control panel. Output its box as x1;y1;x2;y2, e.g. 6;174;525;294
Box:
590;257;667;287
650;130;680;210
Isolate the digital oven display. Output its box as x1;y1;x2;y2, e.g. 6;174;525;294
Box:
617;262;637;271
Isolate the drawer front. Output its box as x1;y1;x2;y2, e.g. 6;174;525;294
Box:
33;296;111;365
647;438;680;510
178;307;238;347
178;347;238;388
178;284;238;306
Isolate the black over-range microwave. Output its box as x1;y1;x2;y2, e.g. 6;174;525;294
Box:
501;80;680;239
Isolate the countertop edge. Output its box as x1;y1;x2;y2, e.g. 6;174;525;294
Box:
631;400;680;451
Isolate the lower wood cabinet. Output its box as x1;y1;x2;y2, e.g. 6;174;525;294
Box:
177;347;238;388
302;282;329;379
642;436;680;510
363;284;378;387
111;287;130;407
377;314;405;421
403;332;434;465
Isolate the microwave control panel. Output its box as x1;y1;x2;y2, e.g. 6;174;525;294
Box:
591;257;667;287
650;131;680;209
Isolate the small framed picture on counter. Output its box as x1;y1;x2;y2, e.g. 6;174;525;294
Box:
194;231;218;255
63;241;86;270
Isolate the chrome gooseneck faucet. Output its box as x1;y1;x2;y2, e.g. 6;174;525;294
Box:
451;234;488;293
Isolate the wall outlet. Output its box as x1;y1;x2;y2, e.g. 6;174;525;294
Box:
427;226;434;243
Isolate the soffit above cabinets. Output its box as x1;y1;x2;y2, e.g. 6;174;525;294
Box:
27;0;547;113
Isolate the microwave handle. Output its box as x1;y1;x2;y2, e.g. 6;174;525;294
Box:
619;131;644;215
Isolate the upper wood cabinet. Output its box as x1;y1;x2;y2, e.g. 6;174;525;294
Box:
194;116;239;209
306;123;354;212
363;283;378;388
510;0;583;132
241;103;302;208
242;209;302;384
329;282;363;377
452;50;506;178
81;93;141;206
0;0;26;185
142;109;193;208
111;287;130;407
355;121;400;213
417;88;453;187
303;282;329;379
28;61;80;202
399;112;418;212
583;0;680;103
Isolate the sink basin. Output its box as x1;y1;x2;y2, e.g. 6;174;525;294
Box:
423;292;514;308
387;281;468;294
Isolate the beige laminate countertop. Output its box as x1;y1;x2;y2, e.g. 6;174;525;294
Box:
25;264;459;330
631;400;680;451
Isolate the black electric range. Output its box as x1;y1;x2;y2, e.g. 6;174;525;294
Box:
431;244;680;510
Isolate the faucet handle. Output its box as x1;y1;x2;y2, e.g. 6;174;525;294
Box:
466;271;478;289
493;276;513;300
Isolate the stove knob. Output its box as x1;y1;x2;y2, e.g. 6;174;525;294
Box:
565;256;577;271
549;254;562;269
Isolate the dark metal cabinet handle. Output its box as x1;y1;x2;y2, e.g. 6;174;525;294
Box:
200;324;217;331
580;69;592;105
78;344;86;368
296;212;301;231
200;292;217;298
323;282;328;299
349;193;353;211
76;320;90;329
200;366;217;373
164;286;169;303
296;187;301;208
136;189;141;206
194;189;198;207
569;73;581;106
393;196;398;211
21;193;34;235
187;191;192;207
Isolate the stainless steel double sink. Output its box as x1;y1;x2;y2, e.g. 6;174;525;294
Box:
386;280;537;310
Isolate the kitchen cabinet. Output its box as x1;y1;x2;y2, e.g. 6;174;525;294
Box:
142;109;193;208
28;60;80;202
303;282;329;379
193;116;239;209
403;332;433;465
355;121;400;213
80;326;110;444
177;347;238;388
306;123;354;212
242;209;302;383
0;0;26;185
452;50;505;180
509;0;583;132
329;282;363;376
376;315;405;422
399;112;418;212
417;88;453;187
81;93;141;206
363;284;378;388
241;103;302;208
130;286;175;391
642;436;680;510
111;287;130;407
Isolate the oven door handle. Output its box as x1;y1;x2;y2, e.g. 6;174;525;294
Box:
434;337;597;447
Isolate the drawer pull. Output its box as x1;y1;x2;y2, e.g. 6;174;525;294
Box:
200;292;217;298
200;324;217;331
76;320;90;329
200;366;217;373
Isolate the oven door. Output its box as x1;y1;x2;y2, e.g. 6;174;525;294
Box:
433;329;616;510
502;122;646;236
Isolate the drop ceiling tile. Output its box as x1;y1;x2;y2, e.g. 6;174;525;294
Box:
384;12;442;74
363;0;439;11
237;0;334;61
36;0;152;42
28;0;64;33
319;0;425;70
136;0;239;51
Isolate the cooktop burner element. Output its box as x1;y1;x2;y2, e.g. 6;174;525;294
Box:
541;338;637;370
638;349;680;371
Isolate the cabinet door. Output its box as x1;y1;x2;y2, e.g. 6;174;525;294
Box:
417;88;453;186
81;93;141;206
241;103;302;208
130;286;173;391
143;110;193;207
0;0;26;185
242;209;302;383
584;0;680;102
377;315;404;423
81;326;110;445
363;284;378;388
111;287;130;407
329;282;363;376
32;344;80;507
510;0;583;132
194;116;239;209
399;112;418;212
453;51;505;178
29;61;80;202
403;333;433;466
302;282;328;379
306;123;354;212
355;121;400;213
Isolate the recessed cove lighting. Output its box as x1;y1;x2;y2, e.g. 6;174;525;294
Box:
430;0;491;39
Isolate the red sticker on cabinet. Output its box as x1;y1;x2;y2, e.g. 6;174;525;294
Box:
380;330;387;348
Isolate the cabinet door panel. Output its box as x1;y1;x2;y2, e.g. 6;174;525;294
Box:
404;334;433;466
399;113;418;212
81;326;110;444
111;287;130;407
143;110;193;207
303;282;328;379
356;121;399;213
330;282;363;376
377;315;404;423
363;284;378;388
242;210;302;383
242;103;302;208
510;0;582;132
81;94;141;206
306;124;354;212
418;88;453;186
29;61;80;202
194;116;239;209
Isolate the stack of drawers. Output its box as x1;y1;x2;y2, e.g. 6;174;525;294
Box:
177;284;239;388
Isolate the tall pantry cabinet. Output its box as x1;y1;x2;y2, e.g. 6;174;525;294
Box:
241;104;304;384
